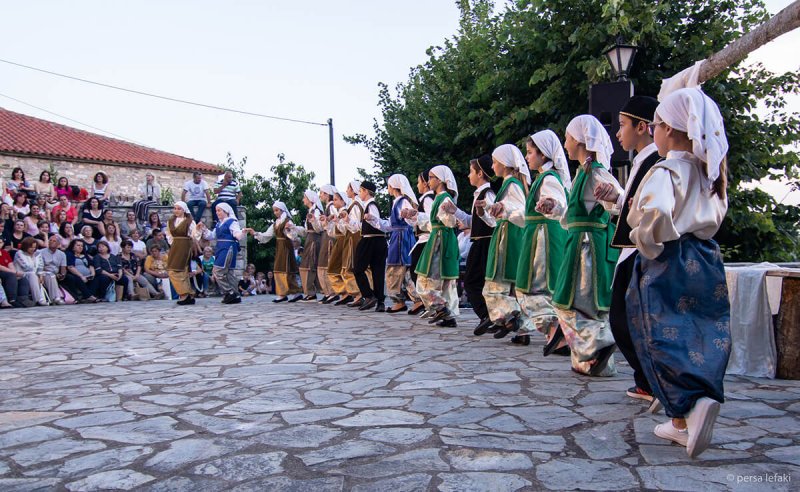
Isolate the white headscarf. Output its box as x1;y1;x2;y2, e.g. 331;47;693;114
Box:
320;184;337;199
387;174;418;206
566;115;614;169
655;87;728;190
429;165;458;200
174;201;190;214
215;202;236;219
347;180;361;197
658;60;703;101
531;130;572;191
304;190;323;212
272;200;290;218
492;144;531;186
335;191;351;208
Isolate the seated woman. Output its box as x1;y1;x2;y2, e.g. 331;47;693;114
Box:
54;177;72;200
57;222;76;251
93;240;125;301
79;225;98;257
34;171;56;204
142;245;169;299
143;211;163;241
13;237;49;306
0;236;19;307
32;220;50;249
12;193;30;219
7;167;33;198
119;239;159;300
133;172;161;222
51;209;69;235
64;239;98;303
102;222;122;255
120;210;141;239
91;172;111;207
80;198;106;239
7;219;30;258
23;205;44;236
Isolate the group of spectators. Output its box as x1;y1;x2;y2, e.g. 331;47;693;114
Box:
0;166;257;308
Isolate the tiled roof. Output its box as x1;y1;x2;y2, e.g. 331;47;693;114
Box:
0;106;221;173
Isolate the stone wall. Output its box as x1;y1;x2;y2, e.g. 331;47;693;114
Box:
0;155;220;205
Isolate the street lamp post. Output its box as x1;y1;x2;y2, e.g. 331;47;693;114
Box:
604;36;639;81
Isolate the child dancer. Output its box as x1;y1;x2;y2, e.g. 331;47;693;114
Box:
626;88;730;458
404;172;434;315
595;96;661;403
353;182;387;312
369;175;418;313
334;181;363;306
316;185;338;303
323;189;351;305
507;131;570;347
483;144;529;338
539;115;622;376
440;155;497;335
247;201;301;302
197;203;245;304
293;190;324;302
409;165;460;327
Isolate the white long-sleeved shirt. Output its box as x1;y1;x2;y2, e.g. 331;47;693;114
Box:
454;182;497;230
372;196;414;233
359;199;384;234
296;208;322;238
254;215;295;244
616;143;659;265
628;151;727;260
488;176;526;223
200;218;245;242
406;192;435;244
508;162;565;228
165;216;197;245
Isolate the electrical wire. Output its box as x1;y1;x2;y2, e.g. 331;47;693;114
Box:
0;91;143;144
0;57;329;127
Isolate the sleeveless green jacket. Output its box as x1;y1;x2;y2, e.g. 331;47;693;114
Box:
516;169;568;294
551;162;620;310
414;192;460;280
485;177;525;282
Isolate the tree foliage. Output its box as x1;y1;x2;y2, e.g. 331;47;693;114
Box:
222;152;316;272
346;0;800;261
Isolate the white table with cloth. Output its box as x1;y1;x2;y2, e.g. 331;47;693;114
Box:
724;263;799;379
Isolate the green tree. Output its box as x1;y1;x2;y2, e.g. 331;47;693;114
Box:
221;152;316;272
347;0;800;261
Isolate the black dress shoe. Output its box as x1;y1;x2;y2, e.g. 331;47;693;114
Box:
358;298;378;311
288;294;304;303
221;293;233;304
511;335;530;346
436;318;457;327
588;344;616;376
386;304;407;313
428;307;451;324
323;295;340;305
318;295;330;304
176;296;195;305
375;303;385;313
302;295;317;302
543;326;565;357
553;346;571;356
408;304;425;315
348;298;365;308
493;327;511;339
226;295;242;304
473;318;494;336
272;296;288;303
334;295;353;306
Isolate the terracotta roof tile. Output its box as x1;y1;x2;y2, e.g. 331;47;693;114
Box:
0;106;221;173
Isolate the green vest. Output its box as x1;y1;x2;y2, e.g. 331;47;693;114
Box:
551;162;620;310
414;192;460;280
516;169;568;294
485;177;525;282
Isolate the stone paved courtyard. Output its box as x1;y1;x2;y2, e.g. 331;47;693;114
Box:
0;297;797;491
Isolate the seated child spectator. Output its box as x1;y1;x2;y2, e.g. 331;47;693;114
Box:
119;239;159;300
200;246;216;295
129;229;147;259
238;270;256;297
255;272;269;295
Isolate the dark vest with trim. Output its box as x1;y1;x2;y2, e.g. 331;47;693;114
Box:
611;151;662;248
470;186;494;240
360;200;384;237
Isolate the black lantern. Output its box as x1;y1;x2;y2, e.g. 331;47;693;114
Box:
604;36;638;81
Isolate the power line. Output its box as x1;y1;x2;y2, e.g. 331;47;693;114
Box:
0;57;329;127
0;91;143;144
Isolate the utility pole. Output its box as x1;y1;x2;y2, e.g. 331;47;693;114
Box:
328;118;335;185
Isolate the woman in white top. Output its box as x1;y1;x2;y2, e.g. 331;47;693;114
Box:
91;172;111;205
102;223;122;255
13;237;48;306
626;87;730;459
134;172;161;222
165;202;198;305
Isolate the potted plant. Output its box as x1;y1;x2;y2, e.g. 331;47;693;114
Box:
160;187;175;206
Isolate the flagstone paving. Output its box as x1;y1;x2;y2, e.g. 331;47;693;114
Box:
0;297;797;491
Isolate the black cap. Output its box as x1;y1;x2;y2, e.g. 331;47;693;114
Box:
361;181;377;193
471;154;494;178
620;96;659;124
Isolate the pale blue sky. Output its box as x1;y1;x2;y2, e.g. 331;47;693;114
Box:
1;0;797;202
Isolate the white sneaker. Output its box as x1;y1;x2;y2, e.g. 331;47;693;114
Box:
686;397;720;458
37;300;50;306
53;298;65;305
654;421;688;447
